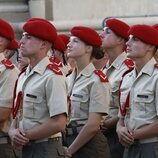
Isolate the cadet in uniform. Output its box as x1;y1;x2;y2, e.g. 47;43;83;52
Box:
49;35;71;76
117;24;158;158
64;26;111;158
3;39;19;62
100;18;134;158
0;18;19;158
9;18;68;158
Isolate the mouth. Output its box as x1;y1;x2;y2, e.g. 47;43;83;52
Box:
126;48;132;52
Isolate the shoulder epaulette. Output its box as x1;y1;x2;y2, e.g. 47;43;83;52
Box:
1;59;14;69
47;64;63;75
49;57;63;67
155;63;158;68
124;59;134;69
94;70;109;82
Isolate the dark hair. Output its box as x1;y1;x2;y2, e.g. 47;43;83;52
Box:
91;46;104;60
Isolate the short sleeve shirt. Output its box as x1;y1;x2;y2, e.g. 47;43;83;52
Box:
68;63;111;125
17;57;68;132
119;58;158;130
0;53;19;133
103;52;130;117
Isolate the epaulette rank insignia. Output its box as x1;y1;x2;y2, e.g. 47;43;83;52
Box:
94;70;109;82
124;59;134;69
47;64;63;75
1;59;14;69
155;63;158;68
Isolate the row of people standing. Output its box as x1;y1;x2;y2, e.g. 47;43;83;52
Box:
0;16;158;158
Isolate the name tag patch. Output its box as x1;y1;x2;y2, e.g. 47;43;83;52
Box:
137;94;148;99
26;94;37;99
73;94;83;98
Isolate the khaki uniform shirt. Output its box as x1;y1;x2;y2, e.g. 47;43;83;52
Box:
17;57;68;137
103;52;130;117
119;58;158;143
0;53;19;133
68;63;111;125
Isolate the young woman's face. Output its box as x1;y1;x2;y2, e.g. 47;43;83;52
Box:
100;27;120;49
126;35;151;59
67;36;88;59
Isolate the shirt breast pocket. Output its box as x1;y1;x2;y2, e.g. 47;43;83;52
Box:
24;94;43;119
134;93;154;115
70;94;89;118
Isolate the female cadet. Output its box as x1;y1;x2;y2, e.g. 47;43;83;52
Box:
64;26;111;158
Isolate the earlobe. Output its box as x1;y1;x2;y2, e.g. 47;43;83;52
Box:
86;45;93;53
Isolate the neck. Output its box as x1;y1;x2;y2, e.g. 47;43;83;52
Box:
106;47;124;64
75;56;91;76
29;54;47;69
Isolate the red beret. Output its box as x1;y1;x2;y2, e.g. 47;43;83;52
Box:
23;18;57;45
7;39;19;50
0;18;14;41
105;18;130;40
58;34;70;47
128;24;158;45
71;26;102;46
152;24;158;30
54;35;66;52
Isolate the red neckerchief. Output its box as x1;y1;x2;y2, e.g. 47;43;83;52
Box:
118;68;134;116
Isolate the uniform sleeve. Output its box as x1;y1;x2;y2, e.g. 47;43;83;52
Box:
0;68;19;108
89;80;111;114
45;74;68;117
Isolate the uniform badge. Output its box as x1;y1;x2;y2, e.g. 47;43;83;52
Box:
124;59;134;69
1;59;14;69
47;64;63;75
94;70;109;82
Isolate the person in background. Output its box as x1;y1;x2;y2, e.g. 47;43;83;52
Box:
64;26;111;158
117;24;158;158
16;50;30;71
3;39;19;62
0;18;19;158
93;50;109;70
49;35;71;76
9;18;68;158
100;18;134;158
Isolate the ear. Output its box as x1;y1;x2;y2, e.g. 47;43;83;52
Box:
117;36;125;45
40;40;48;49
86;45;93;54
147;44;156;53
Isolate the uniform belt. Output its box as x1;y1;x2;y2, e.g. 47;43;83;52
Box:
0;136;10;144
66;126;83;136
27;137;62;145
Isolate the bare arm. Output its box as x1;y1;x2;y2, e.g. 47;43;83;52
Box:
133;120;158;140
0;107;11;130
25;113;67;140
68;113;101;155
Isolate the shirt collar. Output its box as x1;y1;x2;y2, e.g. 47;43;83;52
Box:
78;62;95;77
25;56;50;76
139;57;157;76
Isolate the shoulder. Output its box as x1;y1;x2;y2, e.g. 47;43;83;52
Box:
124;58;134;69
47;64;63;75
93;70;109;82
